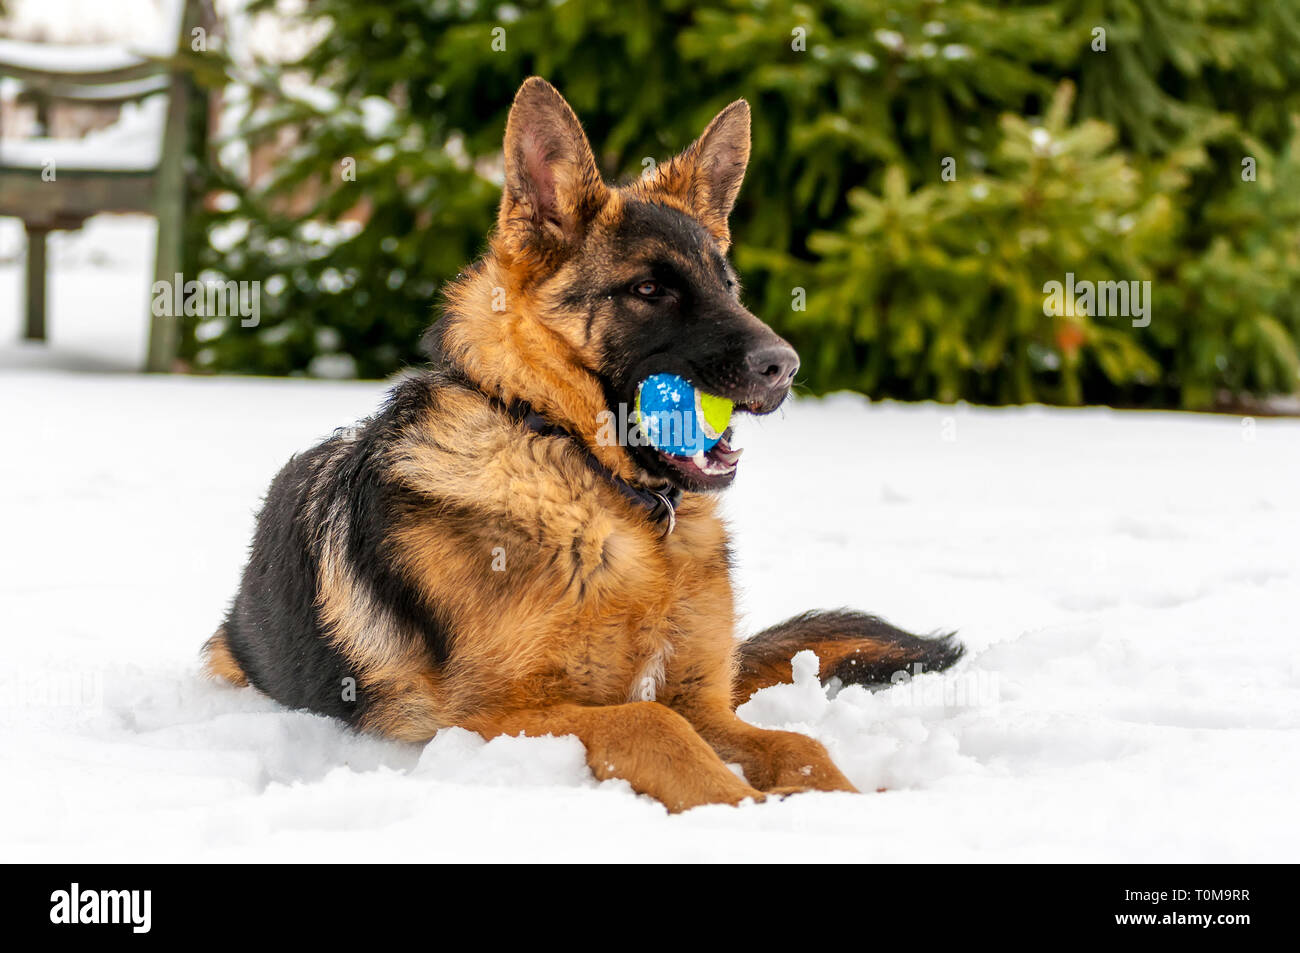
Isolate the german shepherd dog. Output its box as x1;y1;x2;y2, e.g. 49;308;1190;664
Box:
205;78;961;811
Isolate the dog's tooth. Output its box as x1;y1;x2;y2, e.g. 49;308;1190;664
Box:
698;455;736;476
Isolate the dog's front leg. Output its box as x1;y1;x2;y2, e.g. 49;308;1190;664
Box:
462;702;766;812
693;709;858;795
660;643;858;796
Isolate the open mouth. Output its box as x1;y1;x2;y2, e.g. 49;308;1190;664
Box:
630;371;778;491
658;426;744;483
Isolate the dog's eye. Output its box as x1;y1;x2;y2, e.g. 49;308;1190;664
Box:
631;280;663;299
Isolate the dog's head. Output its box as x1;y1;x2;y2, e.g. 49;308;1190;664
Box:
443;77;798;493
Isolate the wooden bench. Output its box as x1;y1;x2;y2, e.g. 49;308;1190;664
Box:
0;0;200;371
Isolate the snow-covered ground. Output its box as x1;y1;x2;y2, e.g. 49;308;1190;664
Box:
0;216;155;371
1;216;1298;862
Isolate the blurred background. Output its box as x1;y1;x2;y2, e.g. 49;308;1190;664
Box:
2;0;1299;410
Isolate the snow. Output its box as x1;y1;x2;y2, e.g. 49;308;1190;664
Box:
0;37;147;72
0;95;166;171
0;0;184;58
1;217;1298;862
0;215;154;371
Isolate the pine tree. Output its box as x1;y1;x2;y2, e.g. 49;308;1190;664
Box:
184;0;1300;409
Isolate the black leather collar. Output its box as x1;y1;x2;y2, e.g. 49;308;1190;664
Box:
433;346;682;535
493;397;682;536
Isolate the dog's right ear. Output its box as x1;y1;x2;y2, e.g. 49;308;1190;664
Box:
499;77;608;249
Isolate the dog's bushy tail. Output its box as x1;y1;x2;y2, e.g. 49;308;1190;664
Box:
732;610;963;707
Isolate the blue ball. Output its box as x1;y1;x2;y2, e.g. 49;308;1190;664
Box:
636;373;730;457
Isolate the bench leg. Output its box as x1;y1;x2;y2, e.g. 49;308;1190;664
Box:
24;224;49;342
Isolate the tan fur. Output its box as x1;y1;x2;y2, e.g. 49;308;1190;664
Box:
462;703;766;811
290;79;856;810
731;638;898;706
201;628;248;687
626;99;751;250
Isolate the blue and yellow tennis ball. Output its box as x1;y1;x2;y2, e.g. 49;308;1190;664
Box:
635;373;733;457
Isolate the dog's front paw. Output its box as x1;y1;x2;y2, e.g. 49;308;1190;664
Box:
749;731;859;794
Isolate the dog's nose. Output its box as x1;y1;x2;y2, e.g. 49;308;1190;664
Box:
746;342;800;389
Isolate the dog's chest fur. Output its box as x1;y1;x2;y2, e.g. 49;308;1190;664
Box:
379;390;734;715
506;502;730;708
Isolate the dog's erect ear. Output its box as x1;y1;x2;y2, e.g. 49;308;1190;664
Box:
644;99;751;247
500;77;608;246
689;100;751;227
